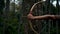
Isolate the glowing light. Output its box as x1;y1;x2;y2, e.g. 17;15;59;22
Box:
10;0;19;4
43;0;46;1
52;1;57;7
52;1;60;7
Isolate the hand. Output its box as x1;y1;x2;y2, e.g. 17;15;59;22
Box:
27;14;34;20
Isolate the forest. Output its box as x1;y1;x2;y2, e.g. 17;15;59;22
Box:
0;0;60;34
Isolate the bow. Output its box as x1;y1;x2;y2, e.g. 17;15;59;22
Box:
27;1;45;34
